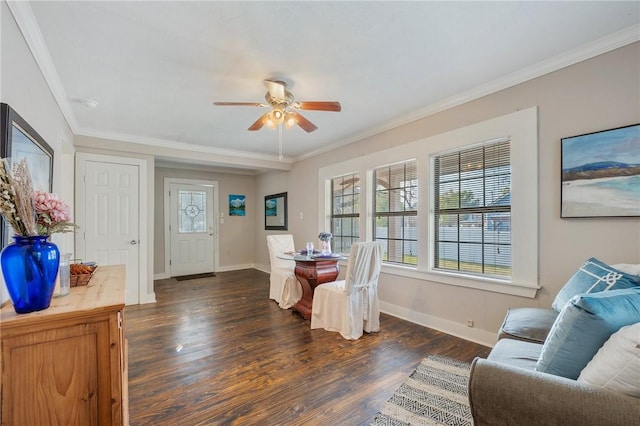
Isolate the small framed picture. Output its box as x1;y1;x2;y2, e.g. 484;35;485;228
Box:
229;194;246;216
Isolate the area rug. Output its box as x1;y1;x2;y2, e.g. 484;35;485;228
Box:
174;272;216;281
371;355;472;426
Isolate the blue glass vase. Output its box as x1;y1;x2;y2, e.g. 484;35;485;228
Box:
1;235;60;314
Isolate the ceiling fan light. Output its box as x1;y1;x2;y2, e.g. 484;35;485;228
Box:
269;108;285;125
285;113;296;128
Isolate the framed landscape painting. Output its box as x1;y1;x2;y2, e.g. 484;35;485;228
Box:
228;194;246;216
561;123;640;218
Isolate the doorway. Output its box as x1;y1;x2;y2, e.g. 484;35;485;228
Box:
164;178;219;278
75;152;150;305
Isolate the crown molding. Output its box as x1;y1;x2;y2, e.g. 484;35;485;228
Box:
75;127;294;164
7;1;79;131
155;159;260;176
10;2;638;167
74;130;293;173
295;24;640;162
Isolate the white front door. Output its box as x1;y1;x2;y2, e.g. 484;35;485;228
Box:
79;159;140;304
169;183;215;277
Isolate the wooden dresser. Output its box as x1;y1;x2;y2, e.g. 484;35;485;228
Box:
1;265;128;425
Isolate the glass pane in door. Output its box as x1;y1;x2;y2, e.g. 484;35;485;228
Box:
178;190;206;233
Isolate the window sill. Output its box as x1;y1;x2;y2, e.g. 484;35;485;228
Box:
379;263;540;298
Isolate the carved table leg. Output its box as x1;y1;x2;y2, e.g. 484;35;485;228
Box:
291;259;339;320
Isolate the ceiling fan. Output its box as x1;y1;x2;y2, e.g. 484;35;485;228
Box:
213;79;341;133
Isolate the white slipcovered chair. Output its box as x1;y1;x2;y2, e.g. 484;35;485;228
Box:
266;234;302;309
311;241;383;340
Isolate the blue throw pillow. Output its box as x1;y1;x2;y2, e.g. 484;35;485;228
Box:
536;287;640;379
551;257;640;312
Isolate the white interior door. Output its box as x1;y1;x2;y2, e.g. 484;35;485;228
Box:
169;183;215;277
81;160;140;304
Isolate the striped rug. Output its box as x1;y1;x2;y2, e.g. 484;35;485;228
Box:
371;355;472;426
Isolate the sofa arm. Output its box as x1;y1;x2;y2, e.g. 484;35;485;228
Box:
469;358;640;426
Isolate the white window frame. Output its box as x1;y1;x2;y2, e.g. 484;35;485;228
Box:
319;107;539;298
372;159;418;266
330;172;362;253
431;137;512;277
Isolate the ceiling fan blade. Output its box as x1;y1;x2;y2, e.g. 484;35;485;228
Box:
213;102;267;107
295;101;342;112
248;113;269;131
264;79;286;102
288;112;318;133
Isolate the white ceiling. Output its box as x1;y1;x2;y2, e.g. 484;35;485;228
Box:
14;1;640;173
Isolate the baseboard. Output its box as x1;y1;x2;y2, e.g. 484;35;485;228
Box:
215;263;258;272
254;264;270;274
139;295;156;304
154;264;266;280
379;301;496;348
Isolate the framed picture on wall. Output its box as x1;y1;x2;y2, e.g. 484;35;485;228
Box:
561;123;639;218
265;192;287;230
0;103;54;247
229;194;246;216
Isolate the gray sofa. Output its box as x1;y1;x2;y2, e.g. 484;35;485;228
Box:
468;307;640;425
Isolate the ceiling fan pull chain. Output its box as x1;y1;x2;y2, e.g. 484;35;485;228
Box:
278;124;283;161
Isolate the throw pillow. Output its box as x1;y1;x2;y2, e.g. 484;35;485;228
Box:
611;263;640;276
551;258;640;312
577;322;640;397
536;287;640;379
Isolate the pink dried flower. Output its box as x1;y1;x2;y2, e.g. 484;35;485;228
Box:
32;190;75;236
33;191;71;222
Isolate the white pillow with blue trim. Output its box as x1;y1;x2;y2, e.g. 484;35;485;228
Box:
536;287;640;379
552;258;640;312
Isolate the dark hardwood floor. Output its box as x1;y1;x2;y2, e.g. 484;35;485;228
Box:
125;269;491;425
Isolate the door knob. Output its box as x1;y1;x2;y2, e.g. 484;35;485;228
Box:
130;240;138;245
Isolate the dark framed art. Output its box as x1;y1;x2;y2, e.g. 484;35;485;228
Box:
265;192;287;230
561;123;639;218
1;103;54;247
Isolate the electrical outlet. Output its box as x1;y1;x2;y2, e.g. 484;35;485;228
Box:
466;320;474;328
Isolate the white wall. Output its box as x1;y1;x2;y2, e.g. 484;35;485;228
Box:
1;1;75;303
255;42;640;346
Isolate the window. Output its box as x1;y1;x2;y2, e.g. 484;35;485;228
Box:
178;190;207;233
330;173;360;253
373;160;418;265
320;107;537;297
433;140;511;278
